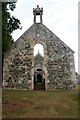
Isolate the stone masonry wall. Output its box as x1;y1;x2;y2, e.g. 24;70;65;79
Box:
46;40;76;89
34;23;76;89
3;25;35;90
3;23;76;90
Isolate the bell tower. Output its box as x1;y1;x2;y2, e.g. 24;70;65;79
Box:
33;5;43;23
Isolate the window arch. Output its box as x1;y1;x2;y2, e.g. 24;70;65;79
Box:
34;43;44;56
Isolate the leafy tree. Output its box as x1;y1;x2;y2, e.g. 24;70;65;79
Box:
2;2;22;54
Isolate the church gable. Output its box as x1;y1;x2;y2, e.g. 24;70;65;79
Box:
5;22;73;59
34;53;43;61
3;5;76;90
34;52;44;69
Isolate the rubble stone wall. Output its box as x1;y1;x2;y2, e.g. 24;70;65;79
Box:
3;23;76;90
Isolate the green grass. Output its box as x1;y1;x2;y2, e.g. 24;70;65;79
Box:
2;86;79;118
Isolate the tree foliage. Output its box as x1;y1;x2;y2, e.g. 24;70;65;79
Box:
2;2;22;54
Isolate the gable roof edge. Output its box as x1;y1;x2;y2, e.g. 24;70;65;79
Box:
41;23;74;54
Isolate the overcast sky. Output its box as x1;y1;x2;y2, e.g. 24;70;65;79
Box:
11;0;79;72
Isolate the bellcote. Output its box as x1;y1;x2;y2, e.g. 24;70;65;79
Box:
33;5;43;24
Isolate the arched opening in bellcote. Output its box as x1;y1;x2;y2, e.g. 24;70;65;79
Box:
33;5;43;24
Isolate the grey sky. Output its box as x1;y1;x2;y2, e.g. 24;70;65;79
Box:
11;0;78;72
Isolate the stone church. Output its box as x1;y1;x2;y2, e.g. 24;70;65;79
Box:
3;5;76;90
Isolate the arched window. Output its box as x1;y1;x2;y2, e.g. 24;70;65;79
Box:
34;44;44;56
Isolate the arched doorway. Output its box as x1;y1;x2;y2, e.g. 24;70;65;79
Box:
37;74;42;83
34;72;45;90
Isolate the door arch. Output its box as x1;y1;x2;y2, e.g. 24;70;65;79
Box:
34;73;45;90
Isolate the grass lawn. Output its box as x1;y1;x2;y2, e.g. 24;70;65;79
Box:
2;86;79;118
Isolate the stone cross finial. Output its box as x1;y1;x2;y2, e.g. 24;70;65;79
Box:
33;5;43;23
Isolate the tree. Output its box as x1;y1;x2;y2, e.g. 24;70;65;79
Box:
2;2;22;54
